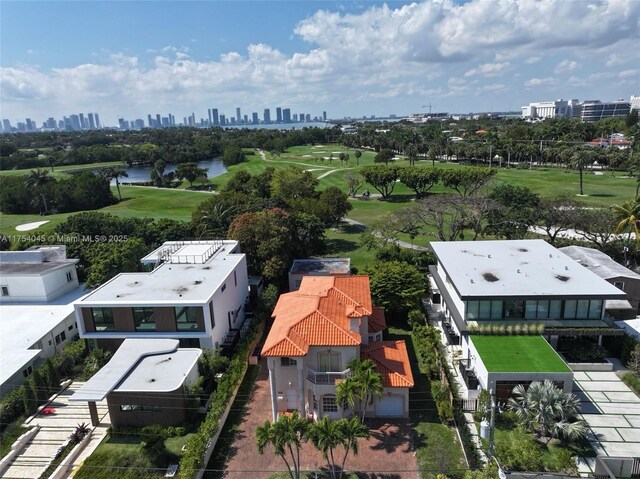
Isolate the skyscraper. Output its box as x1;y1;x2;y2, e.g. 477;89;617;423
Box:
79;113;86;130
156;114;162;128
276;107;282;123
283;108;291;124
263;109;271;124
323;111;327;121
299;112;305;122
252;112;259;124
69;114;81;131
208;109;212;125
236;107;241;124
212;108;219;126
219;114;226;126
148;114;154;128
94;113;100;129
2;119;11;132
88;113;96;129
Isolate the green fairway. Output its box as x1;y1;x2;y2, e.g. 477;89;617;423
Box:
470;335;571;373
0;161;123;178
0;186;209;236
323;224;376;271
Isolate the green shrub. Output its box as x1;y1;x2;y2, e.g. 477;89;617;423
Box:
22;380;37;415
0;388;25;428
437;400;453;423
141;425;165;448
407;309;426;328
622;371;640;395
496;433;544;471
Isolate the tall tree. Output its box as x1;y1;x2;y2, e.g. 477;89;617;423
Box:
344;172;364;197
99;166;128;200
569;147;598;195
308;417;343;479
256;411;308;479
176;162;208;187
374;149;394;165
24;169;55;214
398;167;441;198
354;149;362;166
347;359;384;422
360;165;399;199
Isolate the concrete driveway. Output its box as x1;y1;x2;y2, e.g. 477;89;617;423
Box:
574;371;640;458
1;382;109;479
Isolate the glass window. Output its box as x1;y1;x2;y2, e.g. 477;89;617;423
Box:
322;395;338;413
318;351;340;372
563;300;577;319
525;301;537;319
92;308;114;332
281;357;297;367
175;306;199;331
234;271;237;287
1;286;8;296
589;300;603;319
536;300;549;319
614;281;625;290
491;301;503;319
505;300;524;319
479;301;492;319
577;300;589;318
209;302;215;329
466;301;479;320
133;307;156;331
549;300;562;318
66;272;73;282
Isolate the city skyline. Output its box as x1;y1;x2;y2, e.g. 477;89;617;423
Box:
1;0;639;125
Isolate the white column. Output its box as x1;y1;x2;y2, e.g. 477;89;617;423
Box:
297;360;306;417
268;359;278;422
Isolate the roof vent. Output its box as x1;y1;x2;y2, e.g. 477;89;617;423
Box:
565;266;569;271
488;254;492;258
517;269;520;274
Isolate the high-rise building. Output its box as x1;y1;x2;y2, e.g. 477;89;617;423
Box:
299;112;304;122
631;95;640;111
306;114;311;122
148;114;154;128
134;119;145;129
211;108;219;126
263;109;271;124
58;120;65;130
521;99;571;120
2;119;11;132
276;107;282;123
323;111;327;121
579;100;630;122
69;114;81;131
88;113;96;129
219;114;226;126
156;114;162;128
118;118;128;130
236;107;241;123
45;117;57;129
79;113;86;130
25;118;35;132
94;113;100;129
252;112;259;124
283;108;291;124
208;109;212;125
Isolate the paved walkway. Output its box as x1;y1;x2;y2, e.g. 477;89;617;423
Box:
574;370;640;460
218;359;418;479
1;382;109;479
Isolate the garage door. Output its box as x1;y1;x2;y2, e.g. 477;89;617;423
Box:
375;395;404;417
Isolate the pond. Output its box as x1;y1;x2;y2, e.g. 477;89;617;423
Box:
99;158;227;184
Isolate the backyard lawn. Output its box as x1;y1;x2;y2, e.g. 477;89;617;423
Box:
386;326;467;479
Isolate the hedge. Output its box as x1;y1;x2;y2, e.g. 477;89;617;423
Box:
178;305;267;477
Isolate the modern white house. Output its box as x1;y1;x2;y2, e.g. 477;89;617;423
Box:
0;246;79;303
429;240;627;402
74;240;249;352
70;338;201;427
262;276;413;421
0;246;83;396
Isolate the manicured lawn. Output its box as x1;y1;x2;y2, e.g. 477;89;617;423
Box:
386;326;466;479
0;423;28;459
323;224;376;272
0;161;123;178
0;186;210;236
470;335;571;373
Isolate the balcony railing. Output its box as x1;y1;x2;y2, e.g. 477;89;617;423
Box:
306;367;351;385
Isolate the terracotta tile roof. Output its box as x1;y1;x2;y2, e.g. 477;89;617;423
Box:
368;306;386;333
262;276;374;357
361;341;414;388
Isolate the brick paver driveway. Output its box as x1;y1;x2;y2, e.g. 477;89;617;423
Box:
218;359;418;479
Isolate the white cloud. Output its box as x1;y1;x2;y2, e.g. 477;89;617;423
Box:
525;77;557;87
554;59;580;73
2;0;640;121
464;62;510;77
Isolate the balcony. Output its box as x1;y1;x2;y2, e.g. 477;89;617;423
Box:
306;367;351;385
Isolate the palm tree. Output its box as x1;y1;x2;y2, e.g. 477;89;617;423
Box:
100;166;129;200
339;152;346;167
336;376;359;414
508;380;586;443
308;416;343;479
256;411;308;479
337;417;369;479
354;150;362;166
569;147;598;195
611;199;640;265
405;143;419;167
347;359;383;422
25;169;55;214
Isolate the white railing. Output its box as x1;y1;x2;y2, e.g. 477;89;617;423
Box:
306;368;351;385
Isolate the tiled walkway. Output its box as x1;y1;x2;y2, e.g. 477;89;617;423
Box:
574;370;640;461
1;382;109;479
217;360;419;479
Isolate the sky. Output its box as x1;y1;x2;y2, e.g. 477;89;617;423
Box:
1;0;639;126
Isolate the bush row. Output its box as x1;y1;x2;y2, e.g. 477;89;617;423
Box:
467;323;545;336
178;287;275;477
0;340;87;433
412;323;480;469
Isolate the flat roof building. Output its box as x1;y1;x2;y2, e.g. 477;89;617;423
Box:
288;258;351;291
